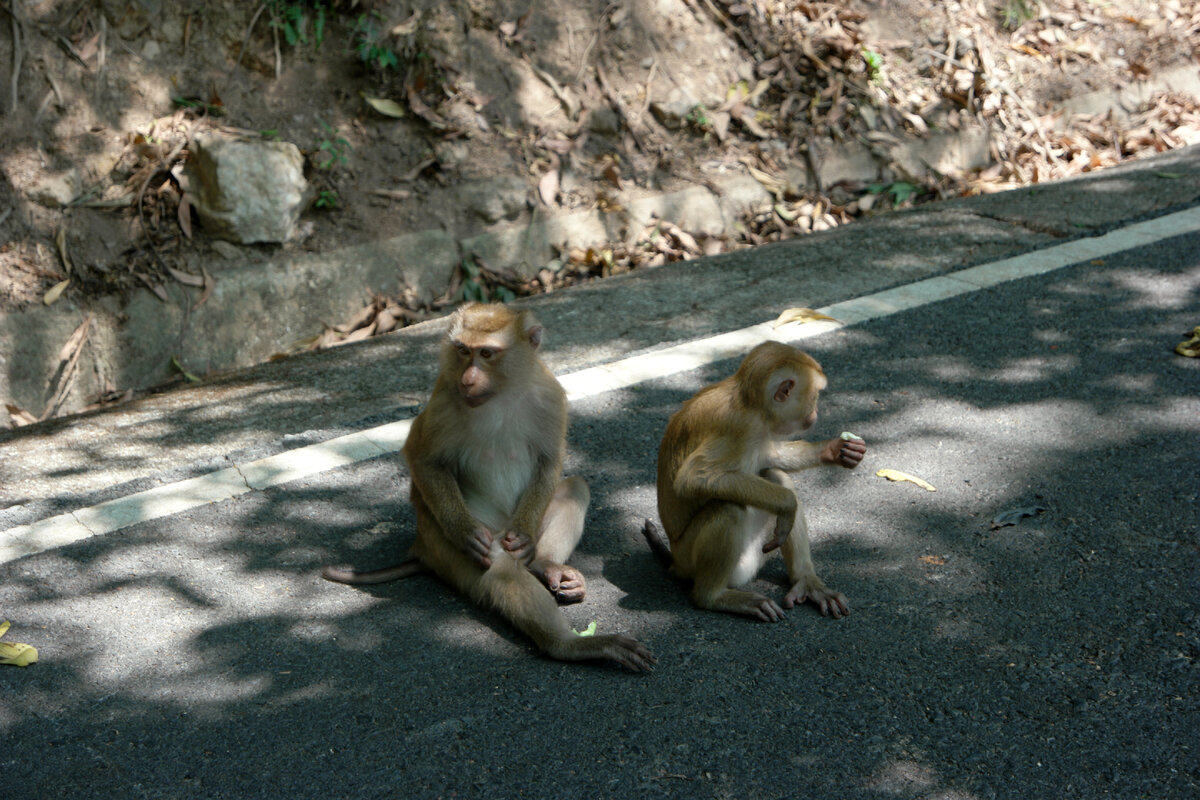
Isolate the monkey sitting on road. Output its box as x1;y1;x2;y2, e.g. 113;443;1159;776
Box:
324;303;655;672
644;341;865;622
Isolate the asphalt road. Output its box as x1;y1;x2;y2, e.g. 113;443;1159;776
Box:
1;170;1199;797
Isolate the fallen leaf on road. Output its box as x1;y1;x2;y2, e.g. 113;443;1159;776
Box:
919;555;946;565
0;621;38;667
876;468;937;491
990;505;1047;529
1175;325;1200;357
773;307;840;328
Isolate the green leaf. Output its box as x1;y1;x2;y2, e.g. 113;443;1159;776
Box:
171;356;201;383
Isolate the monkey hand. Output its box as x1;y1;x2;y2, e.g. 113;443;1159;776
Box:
761;512;795;553
465;525;496;568
820;435;866;469
534;562;587;604
758;503;796;554
784;576;849;619
499;530;535;566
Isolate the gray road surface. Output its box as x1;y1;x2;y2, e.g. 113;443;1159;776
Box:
1;150;1198;799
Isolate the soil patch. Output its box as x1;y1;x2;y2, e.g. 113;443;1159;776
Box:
0;1;1197;353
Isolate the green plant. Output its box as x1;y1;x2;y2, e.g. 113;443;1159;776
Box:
999;0;1037;30
685;104;711;130
458;257;515;303
867;181;923;205
862;49;883;83
269;1;327;49
315;118;351;169
353;11;398;70
315;189;339;209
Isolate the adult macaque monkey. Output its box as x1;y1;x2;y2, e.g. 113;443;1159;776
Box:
324;303;655;672
643;341;864;622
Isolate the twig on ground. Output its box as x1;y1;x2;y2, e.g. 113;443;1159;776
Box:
228;3;269;81
8;1;24;114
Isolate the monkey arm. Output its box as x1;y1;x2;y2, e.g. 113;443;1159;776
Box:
674;445;796;520
774;436;867;471
407;458;483;545
508;450;563;542
770;440;825;471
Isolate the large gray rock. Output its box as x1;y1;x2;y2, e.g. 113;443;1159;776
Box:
184;136;309;244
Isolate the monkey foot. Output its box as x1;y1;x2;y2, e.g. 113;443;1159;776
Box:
538;562;586;604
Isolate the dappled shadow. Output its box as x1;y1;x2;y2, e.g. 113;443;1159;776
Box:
2;233;1199;797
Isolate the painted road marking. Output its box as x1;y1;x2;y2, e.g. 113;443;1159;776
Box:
3;206;1198;563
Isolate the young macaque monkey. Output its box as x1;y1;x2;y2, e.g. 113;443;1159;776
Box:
644;341;865;622
324;303;655;672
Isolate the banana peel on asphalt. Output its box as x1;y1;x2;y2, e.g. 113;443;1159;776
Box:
1176;326;1200;358
0;621;38;667
876;468;937;492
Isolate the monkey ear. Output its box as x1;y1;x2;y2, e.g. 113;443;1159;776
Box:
773;378;795;403
526;324;544;349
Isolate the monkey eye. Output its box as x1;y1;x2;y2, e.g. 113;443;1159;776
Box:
455;342;470;357
479;348;495;360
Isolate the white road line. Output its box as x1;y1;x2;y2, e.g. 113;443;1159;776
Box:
3;206;1198;563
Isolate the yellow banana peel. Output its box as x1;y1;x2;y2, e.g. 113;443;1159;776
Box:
1176;326;1200;358
876;468;937;492
0;620;38;667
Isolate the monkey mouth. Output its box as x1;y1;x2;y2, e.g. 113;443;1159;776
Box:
462;392;493;408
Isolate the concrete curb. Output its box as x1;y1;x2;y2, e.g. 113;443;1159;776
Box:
1;66;1197;419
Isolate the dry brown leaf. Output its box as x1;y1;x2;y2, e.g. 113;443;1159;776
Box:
6;404;38;427
192;267;214;311
406;86;451;130
339;325;376;344
362;94;407;118
919;555;947;566
746;165;785;199
42;314;93;420
334;304;376;334
43;279;70;305
167;267;204;288
136;272;170;302
601;159;622;189
55;226;73;275
390;12;419;36
539;168;560;207
178;193;193;239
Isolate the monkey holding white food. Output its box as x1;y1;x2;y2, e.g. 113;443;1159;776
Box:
644;341;865;622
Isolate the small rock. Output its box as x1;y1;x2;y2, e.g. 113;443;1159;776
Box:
650;99;696;130
184;135;309;244
587;107;621;135
461;176;527;223
210;240;242;260
29;169;80;207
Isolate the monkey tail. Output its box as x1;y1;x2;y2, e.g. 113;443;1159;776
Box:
641;520;674;568
321;555;426;585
